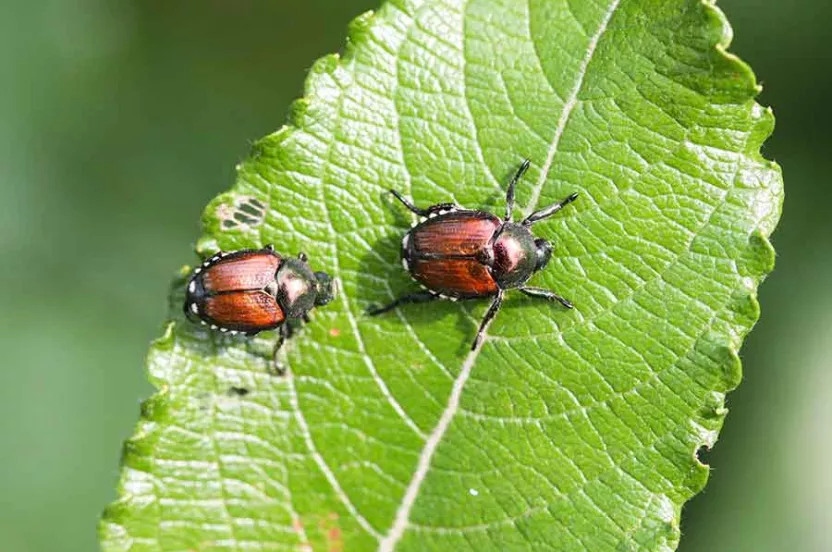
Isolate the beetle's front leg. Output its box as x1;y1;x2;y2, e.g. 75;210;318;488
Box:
270;324;292;376
519;286;573;309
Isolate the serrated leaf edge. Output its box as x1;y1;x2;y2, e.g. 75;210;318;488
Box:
99;1;784;550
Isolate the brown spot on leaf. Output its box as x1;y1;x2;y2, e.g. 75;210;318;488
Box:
317;513;342;552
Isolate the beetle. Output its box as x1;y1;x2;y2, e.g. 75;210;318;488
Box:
368;159;578;350
184;244;335;369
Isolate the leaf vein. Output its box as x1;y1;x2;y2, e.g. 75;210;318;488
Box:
526;0;622;216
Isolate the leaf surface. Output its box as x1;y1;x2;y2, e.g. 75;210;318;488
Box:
101;0;782;550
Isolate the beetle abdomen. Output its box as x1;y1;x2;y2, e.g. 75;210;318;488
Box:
201;290;285;332
200;250;281;292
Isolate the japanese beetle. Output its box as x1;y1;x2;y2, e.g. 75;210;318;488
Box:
368;159;577;350
184;245;335;368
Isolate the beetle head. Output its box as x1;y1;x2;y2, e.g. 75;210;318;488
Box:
534;238;553;271
314;272;336;306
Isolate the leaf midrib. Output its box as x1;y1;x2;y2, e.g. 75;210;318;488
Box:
376;0;623;550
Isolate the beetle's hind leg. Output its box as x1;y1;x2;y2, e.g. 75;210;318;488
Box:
472;290;505;350
389;190;457;218
367;290;441;316
519;286;573;309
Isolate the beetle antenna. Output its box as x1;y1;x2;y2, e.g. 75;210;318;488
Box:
522;192;579;226
505;159;530;221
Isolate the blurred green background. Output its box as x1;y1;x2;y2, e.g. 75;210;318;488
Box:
0;1;825;550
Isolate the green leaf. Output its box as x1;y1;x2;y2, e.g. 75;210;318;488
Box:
101;0;782;550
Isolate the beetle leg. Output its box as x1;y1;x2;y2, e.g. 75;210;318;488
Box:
522;192;579;226
366;291;441;316
271;324;291;376
505;159;531;221
472;290;504;350
390;189;428;216
390;189;456;217
519;286;573;309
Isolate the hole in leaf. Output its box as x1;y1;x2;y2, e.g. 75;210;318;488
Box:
695;444;713;467
215;195;266;231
